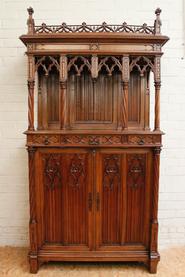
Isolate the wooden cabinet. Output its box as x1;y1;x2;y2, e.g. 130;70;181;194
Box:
20;7;168;274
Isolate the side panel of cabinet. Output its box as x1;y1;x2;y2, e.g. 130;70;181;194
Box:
95;148;152;250
36;148;94;250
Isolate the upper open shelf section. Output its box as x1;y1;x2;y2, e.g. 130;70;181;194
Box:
20;8;169;133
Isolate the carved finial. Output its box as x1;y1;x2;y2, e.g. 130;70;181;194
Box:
27;6;34;16
27;7;35;34
154;8;162;34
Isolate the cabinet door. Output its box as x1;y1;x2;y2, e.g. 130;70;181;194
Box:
95;149;151;250
36;148;94;250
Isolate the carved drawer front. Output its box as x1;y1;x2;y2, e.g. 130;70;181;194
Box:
37;148;93;249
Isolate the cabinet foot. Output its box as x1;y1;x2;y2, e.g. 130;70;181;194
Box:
148;252;160;274
29;253;39;274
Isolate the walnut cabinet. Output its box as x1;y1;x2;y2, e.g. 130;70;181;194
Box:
20;7;169;274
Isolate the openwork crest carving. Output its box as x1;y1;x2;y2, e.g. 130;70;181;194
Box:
44;154;62;190
127;154;146;189
103;155;121;190
68;154;85;188
34;22;155;34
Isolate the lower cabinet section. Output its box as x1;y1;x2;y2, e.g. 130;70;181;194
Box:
29;147;159;273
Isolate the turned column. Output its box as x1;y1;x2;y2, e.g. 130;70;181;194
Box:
149;146;161;273
154;56;161;131
27;55;35;131
60;55;68;129
27;147;38;273
121;55;129;130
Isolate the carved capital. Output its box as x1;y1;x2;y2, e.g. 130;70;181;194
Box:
27;80;35;89
153;146;161;155
27;146;36;156
60;81;67;89
154;81;161;89
121;80;129;89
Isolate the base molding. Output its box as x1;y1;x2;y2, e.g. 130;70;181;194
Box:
148;251;160;274
28;249;160;273
28;252;38;274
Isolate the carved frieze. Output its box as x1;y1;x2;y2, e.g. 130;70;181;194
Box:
27;134;161;147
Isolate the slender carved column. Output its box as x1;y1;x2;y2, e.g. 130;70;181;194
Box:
144;72;150;130
154;56;161;131
149;146;161;273
27;7;35;34
60;55;68;129
27;147;38;273
121;55;129;130
28;55;35;131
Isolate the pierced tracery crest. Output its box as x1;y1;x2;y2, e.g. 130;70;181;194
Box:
68;154;86;188
103;155;121;190
44;154;62;190
127;154;146;189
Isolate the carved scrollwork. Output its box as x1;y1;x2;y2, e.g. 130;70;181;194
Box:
127;154;146;189
35;56;60;76
67;56;91;76
68;154;85;188
129;56;155;76
44;154;62;190
103;155;121;190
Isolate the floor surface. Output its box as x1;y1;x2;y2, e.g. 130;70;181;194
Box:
0;247;185;276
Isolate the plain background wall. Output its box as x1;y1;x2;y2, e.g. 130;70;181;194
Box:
0;0;185;248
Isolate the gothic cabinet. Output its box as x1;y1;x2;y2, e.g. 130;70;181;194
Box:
20;8;169;274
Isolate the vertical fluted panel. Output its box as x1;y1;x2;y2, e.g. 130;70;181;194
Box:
28;147;37;253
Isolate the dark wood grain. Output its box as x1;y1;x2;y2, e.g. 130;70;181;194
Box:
20;7;168;274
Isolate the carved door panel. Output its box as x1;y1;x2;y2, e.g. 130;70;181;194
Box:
95;149;126;250
36;148;93;250
125;151;151;247
95;149;151;250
